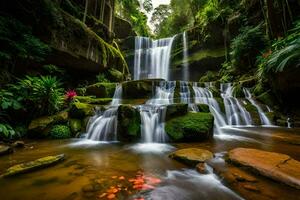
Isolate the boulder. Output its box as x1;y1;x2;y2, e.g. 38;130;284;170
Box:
0;154;65;177
117;105;141;141
228;148;300;189
85;83;116;98
28;111;69;136
122;79;164;99
0;145;13;156
69;119;82;134
169;148;213;166
166;103;188;120
196;104;210;113
12;141;25;148
165;112;214;142
106;68;125;82
69;102;97;119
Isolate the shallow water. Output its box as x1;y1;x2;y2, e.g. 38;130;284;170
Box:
0;127;300;200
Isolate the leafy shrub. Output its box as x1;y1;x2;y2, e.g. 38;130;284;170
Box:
0;16;50;64
258;21;300;79
230;24;267;70
13;76;64;116
0;123;20;140
96;74;110;83
42;64;65;75
49;125;71;139
0;89;22;110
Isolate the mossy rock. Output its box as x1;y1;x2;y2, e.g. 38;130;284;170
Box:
196;104;210;113
74;96;112;105
106;68;125;82
215;97;225;113
256;91;277;109
85;83;116;98
117;105;141;141
69;102;96;119
166;104;188;120
208;86;221;98
69;119;82;134
122;79;163;99
49;125;72;139
165;112;214;142
244;103;261;125
28;111;69;138
0;154;65;178
232;84;245;98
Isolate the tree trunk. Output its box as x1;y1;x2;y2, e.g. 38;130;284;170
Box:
265;0;283;39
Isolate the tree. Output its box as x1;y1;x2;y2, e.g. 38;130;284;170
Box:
142;0;153;13
150;4;171;34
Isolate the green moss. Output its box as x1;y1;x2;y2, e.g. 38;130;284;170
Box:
256;91;277;108
232;84;245;98
122;79;163;99
69;119;82;134
244;103;261;125
196;104;210;113
215;97;225;113
69;102;95;119
117;105;141;141
85;83;116;98
49;125;71;139
166;104;188;120
106;68;125;82
74;96;112;105
199;71;219;82
165;112;214;142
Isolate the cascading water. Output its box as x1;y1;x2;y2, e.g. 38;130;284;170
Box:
221;83;252;126
139;81;175;143
180;81;192;104
243;88;272;125
133;36;176;80
85;84;122;141
192;83;227;134
182;32;189;81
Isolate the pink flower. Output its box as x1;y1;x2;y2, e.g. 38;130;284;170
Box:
65;90;77;101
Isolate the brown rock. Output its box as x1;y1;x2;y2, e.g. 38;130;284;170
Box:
12;141;25;148
228;148;300;189
243;184;260;192
169;148;213;166
0;145;13;156
196;163;211;174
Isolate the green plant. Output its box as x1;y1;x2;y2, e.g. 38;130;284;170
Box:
96;74;109;83
42;64;65;75
0;123;20;140
13;76;64;116
230;24;267;70
0;89;22;110
49;125;71;139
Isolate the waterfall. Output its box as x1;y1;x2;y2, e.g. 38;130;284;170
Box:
182;32;189;81
85;84;122;141
139;81;175;143
243;88;272;125
133;36;176;80
192;83;227;134
180;81;192;104
221;83;252;126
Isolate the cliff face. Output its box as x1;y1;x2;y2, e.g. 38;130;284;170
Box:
0;0;129;74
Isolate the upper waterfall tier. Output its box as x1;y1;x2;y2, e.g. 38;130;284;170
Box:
134;36;176;80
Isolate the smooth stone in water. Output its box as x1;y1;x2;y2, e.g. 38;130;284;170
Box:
228;148;300;189
12;141;25;148
0;145;13;156
0;154;65;177
169;148;213;166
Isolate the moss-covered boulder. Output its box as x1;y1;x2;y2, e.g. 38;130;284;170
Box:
0;154;65;178
165;112;214;142
256;91;278;109
166;104;188;120
74;96;112;105
196;104;210;113
69;102;96;119
169;148;213;166
69;119;82;134
85;83;116;98
232;84;245;98
106;68;125;82
117;105;141;141
122;79;163;99
28;111;69;137
215;97;225;113
244;103;261;125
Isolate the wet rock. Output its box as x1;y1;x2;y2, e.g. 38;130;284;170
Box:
166;103;188;120
85;83;116;98
69;119;82;134
74;96;112;105
165;112;214;142
12;141;25;148
196;104;210;113
242;184;260;192
196;163;211;174
0;154;65;177
228;148;300;189
0;145;13;156
232;171;257;182
117;105;141;142
169;148;213;166
69;102;97;119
